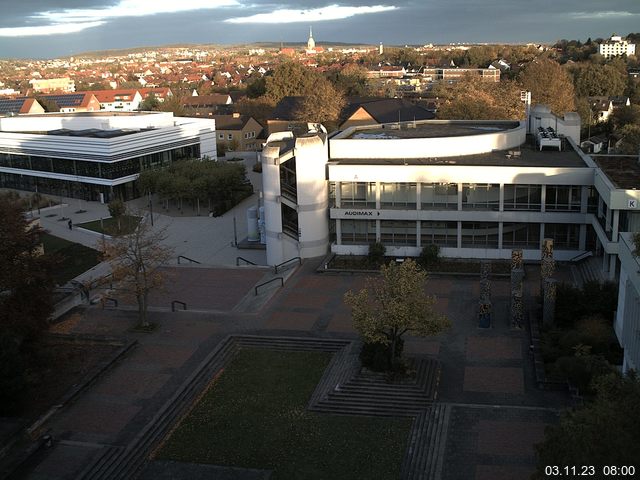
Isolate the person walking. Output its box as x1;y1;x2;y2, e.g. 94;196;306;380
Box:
68;219;73;230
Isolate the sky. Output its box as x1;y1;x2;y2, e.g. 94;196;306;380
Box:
0;0;639;59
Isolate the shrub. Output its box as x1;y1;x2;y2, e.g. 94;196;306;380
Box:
252;162;262;173
418;244;440;269
555;281;618;328
0;334;27;415
368;242;386;266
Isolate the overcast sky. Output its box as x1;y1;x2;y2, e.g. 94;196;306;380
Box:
0;0;639;59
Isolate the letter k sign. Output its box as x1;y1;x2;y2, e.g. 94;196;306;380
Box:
629;199;637;208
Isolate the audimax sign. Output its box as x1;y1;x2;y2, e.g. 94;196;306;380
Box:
344;211;380;216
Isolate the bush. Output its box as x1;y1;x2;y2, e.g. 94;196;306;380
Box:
552;353;612;394
418;244;440;269
360;339;404;372
252;162;262;173
368;242;386;266
555;281;618;328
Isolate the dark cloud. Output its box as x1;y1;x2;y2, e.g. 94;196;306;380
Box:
0;0;638;58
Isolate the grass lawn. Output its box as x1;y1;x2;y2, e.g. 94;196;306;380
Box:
77;215;141;235
156;348;412;480
41;233;100;284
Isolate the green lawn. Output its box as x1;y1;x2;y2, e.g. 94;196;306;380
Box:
157;349;411;480
77;215;140;235
41;233;100;285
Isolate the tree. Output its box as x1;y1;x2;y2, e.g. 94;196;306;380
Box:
0;198;55;340
0;197;55;413
534;372;640;477
344;259;450;369
519;58;576;115
264;62;320;104
616;124;640;155
333;63;370;96
434;75;524;120
139;93;160;111
572;63;627;97
293;78;345;131
100;219;174;327
108;198;126;233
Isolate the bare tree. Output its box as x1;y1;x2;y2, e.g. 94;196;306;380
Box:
100;218;174;327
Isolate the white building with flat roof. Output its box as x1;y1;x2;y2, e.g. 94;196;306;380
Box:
0;111;216;202
599;35;636;59
260;104;640;372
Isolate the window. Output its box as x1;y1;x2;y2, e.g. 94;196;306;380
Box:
227;134;233;140
421;183;457;210
545;185;581;212
503;184;541;211
502;223;540;249
462;184;500;210
339;182;375;208
341;220;376;244
544;223;580;249
380;182;417;209
281;204;298;239
461;222;499;248
380;220;416;246
280;157;297;202
219;133;224;139
421;221;457;247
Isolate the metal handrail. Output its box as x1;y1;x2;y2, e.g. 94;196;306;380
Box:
255;277;283;295
171;300;187;311
102;297;118;308
274;256;301;274
177;255;201;265
569;251;593;263
236;256;257;266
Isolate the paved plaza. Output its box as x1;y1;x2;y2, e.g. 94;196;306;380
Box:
6;158;572;479
17;256;572;480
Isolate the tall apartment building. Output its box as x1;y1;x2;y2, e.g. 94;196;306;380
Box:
599;35;636;59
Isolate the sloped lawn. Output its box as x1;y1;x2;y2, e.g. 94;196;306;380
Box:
156;348;411;480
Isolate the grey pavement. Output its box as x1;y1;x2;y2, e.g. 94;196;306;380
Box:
30;155;267;280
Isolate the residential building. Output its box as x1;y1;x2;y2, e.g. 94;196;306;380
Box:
139;87;173;103
182;94;233;117
36;92;101;113
0;111;216;202
0;98;45;115
212;113;263;152
29;77;76;93
340;98;435;130
599;35;636;59
88;89;143;111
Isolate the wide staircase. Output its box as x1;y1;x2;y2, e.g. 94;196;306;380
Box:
571;255;606;287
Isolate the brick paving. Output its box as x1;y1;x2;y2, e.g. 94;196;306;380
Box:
20;260;573;480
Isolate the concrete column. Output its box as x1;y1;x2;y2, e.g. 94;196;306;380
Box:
498;222;503;250
416;182;422;210
336;219;342;245
539;223;545;249
612;210;620;240
580;185;589;214
598;195;603;218
579;224;587;251
457;221;462;249
499;184;504;212
602;252;609;273
375;182;381;210
376;219;381;242
540;185;546;213
609;254;617;280
416;220;422;248
457;183;463;211
335;181;341;208
605;205;612;232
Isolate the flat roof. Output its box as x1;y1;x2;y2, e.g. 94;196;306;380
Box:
14;111;158;118
342;121;520;140
330;141;587;168
593;156;640;189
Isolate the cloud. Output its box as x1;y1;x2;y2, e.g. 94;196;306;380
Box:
571;10;640;20
225;4;396;24
0;0;239;37
0;21;106;37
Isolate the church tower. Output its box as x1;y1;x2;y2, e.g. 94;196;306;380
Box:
307;26;315;50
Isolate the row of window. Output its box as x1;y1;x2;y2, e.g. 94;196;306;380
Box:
217;131;256;140
331;182;594;212
0;145;199;180
339;220;581;250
